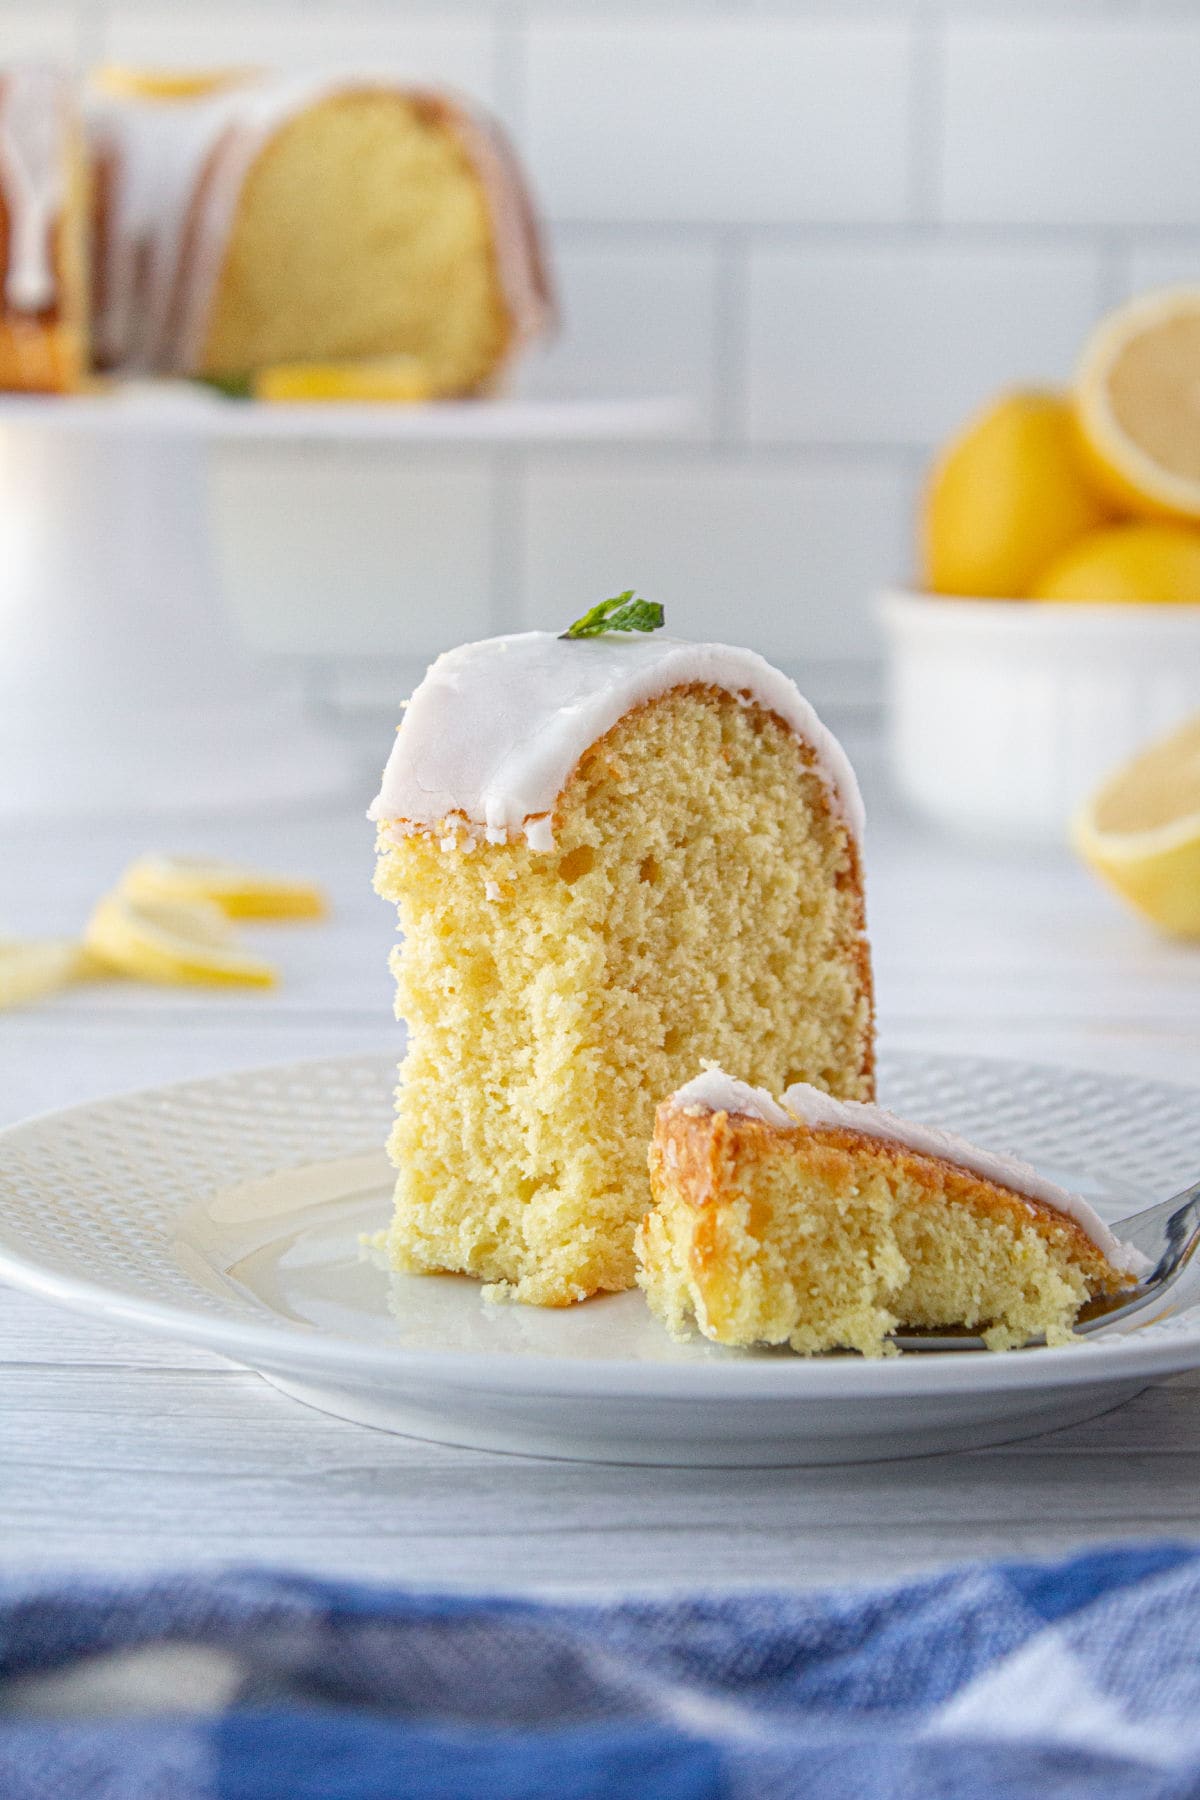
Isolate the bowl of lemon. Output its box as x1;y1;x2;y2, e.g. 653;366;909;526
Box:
881;288;1200;891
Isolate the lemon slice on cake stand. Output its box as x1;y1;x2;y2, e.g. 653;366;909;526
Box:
253;357;436;404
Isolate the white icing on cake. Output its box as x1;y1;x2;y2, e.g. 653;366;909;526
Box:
369;631;865;848
88;73;551;376
669;1067;1148;1276
89;76;268;370
672;1069;796;1130
0;70;68;313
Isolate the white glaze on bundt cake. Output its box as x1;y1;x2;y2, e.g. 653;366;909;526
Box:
87;72;552;388
639;1069;1147;1355
371;628;874;1307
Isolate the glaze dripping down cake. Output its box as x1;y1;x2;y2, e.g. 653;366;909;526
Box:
370;629;874;1307
639;1069;1147;1355
0;67;90;393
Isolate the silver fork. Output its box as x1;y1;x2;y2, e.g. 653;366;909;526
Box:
892;1174;1200;1352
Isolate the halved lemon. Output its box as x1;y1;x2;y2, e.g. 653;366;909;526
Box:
253;357;436;405
85;894;277;987
0;938;91;1011
1072;714;1200;939
119;853;327;921
1076;288;1200;522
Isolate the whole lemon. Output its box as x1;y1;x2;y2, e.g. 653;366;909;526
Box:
1031;521;1200;603
922;390;1109;598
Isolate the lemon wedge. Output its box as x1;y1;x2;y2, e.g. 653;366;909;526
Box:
922;390;1109;598
1072;714;1200;939
0;938;91;1010
119;853;327;921
252;356;436;404
1076;288;1200;523
85;894;277;987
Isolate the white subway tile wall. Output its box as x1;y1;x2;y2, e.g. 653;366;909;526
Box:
941;24;1200;227
10;0;1200;704
108;12;500;103
2;9;83;61
743;244;1103;448
210;448;497;657
520;238;720;434
1124;245;1200;297
525;23;912;224
520;457;911;663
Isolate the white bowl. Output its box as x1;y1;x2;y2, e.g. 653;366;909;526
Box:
879;589;1200;843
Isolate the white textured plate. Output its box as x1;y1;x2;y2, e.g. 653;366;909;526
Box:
0;1051;1197;1466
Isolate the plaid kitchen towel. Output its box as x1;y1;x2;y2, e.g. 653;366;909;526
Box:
3;1543;1200;1800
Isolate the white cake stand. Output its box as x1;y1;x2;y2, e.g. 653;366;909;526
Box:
0;383;689;819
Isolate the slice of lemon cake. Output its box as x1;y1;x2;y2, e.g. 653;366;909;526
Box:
639;1070;1146;1355
370;613;874;1307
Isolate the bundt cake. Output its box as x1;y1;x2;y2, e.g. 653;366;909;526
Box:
639;1068;1147;1355
0;60;551;393
370;616;874;1308
88;72;551;390
0;67;89;392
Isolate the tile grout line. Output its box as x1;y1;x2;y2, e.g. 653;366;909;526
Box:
486;438;931;467
1096;233;1133;312
490;1;528;629
906;8;944;227
492;0;528;134
711;227;747;447
75;0;108;68
543;219;1200;248
489;451;526;629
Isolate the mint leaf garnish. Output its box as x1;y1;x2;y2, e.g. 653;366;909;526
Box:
560;591;665;640
191;373;253;399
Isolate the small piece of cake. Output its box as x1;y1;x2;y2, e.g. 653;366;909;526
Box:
639;1069;1147;1355
0;68;90;392
370;626;874;1307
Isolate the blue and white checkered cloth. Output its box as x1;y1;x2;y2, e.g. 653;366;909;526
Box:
3;1545;1200;1798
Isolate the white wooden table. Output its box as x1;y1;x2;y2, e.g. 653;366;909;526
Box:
3;746;1199;1592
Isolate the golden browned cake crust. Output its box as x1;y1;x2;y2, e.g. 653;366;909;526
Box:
639;1100;1135;1356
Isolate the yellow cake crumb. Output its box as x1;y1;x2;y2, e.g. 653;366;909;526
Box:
638;1102;1134;1356
202;92;516;392
375;684;874;1307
